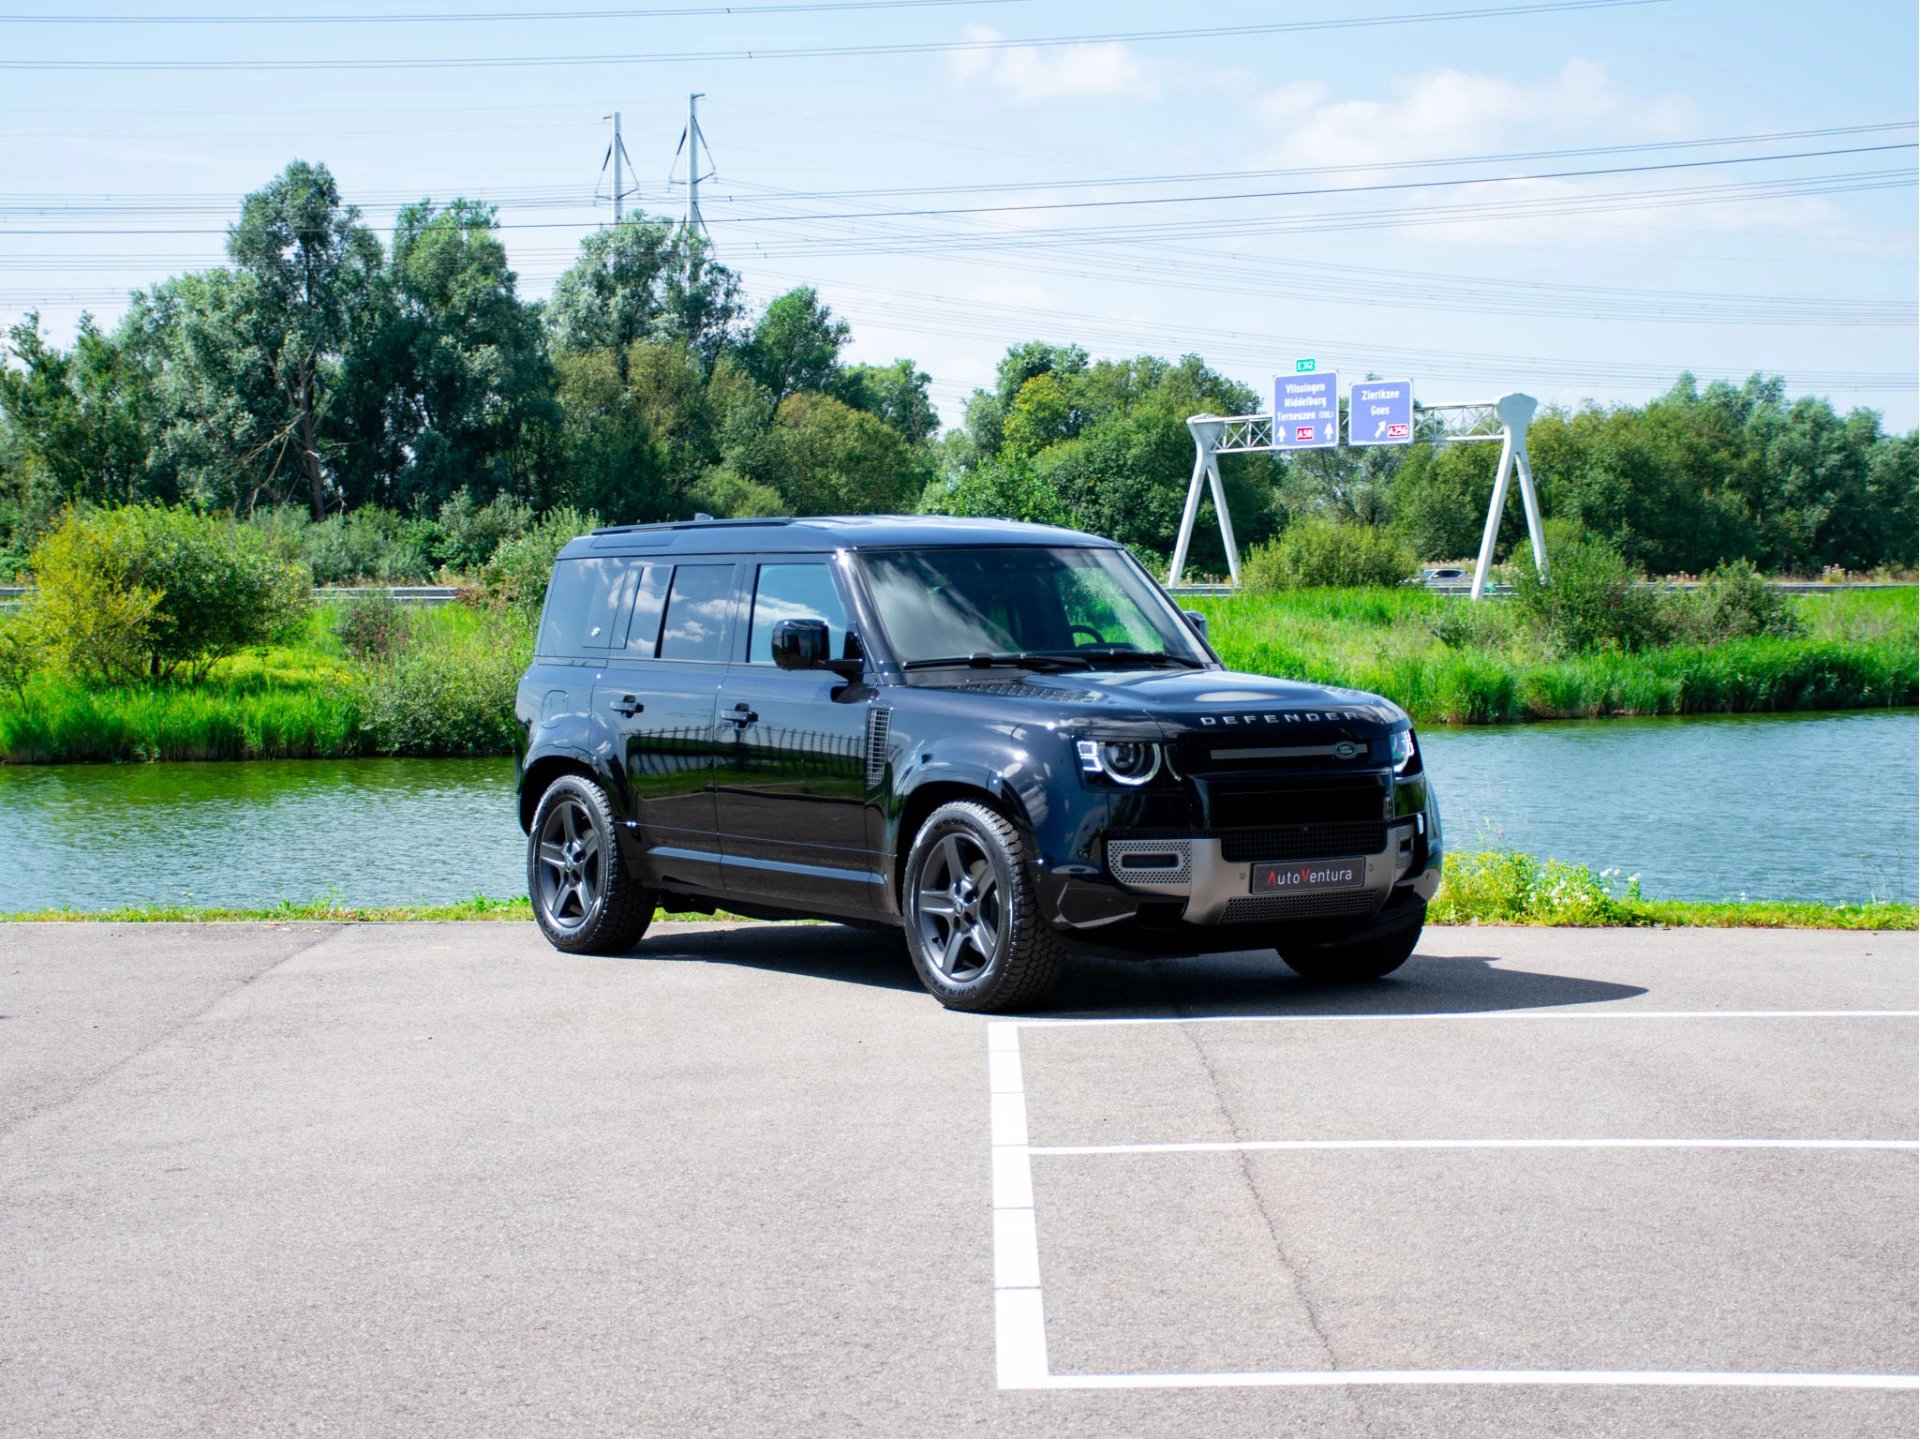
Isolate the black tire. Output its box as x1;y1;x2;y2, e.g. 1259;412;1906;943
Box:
1277;916;1422;983
527;773;655;955
901;801;1066;1013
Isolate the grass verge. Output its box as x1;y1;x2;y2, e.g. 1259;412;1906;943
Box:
8;852;1912;930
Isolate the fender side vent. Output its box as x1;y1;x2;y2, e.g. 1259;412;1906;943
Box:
864;707;893;788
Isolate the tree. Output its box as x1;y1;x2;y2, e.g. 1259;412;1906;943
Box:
545;217;741;371
833;358;938;444
767;393;924;515
225;160;383;517
371;199;553;512
0;313;159;511
742;287;849;403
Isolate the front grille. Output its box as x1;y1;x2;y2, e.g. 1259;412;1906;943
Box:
1223;889;1387;924
1204;774;1390;828
1219;821;1390;863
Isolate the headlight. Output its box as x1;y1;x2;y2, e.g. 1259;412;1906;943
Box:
1075;738;1163;786
1389;729;1419;774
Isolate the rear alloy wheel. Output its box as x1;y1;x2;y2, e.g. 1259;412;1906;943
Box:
527;774;655;955
1276;914;1422;983
903;801;1065;1012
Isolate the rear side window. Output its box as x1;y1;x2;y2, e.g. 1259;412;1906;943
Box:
623;566;671;654
658;564;736;662
748;563;850;663
539;557;642;656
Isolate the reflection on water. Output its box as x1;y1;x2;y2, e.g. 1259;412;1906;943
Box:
1420;710;1917;905
1;758;522;912
1;710;1914;912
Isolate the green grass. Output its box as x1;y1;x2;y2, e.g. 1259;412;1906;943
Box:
1192;586;1918;725
1428;849;1915;929
0;602;525;764
7;851;1912;929
1;586;1912;763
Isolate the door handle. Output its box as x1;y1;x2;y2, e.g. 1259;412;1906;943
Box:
610;694;644;717
729;702;758;727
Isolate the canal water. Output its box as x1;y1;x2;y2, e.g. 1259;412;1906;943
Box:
1;711;1913;913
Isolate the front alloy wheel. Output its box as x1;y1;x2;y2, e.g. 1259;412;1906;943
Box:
902;801;1065;1012
913;830;1007;983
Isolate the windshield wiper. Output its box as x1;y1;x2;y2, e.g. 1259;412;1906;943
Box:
901;652;1096;672
1079;651;1206;670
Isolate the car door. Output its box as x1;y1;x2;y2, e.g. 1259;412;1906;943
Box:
712;556;883;911
594;559;740;895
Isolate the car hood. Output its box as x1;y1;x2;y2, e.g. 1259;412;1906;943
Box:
914;666;1408;740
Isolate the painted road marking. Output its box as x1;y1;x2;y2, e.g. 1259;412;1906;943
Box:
1031;1138;1920;1156
1021;1009;1920;1028
989;1014;1920;1392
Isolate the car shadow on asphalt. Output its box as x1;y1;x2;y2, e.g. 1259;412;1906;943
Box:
635;923;929;994
636;924;1650;1017
1039;948;1649;1020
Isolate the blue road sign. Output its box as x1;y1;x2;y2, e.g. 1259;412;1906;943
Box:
1348;379;1414;447
1273;371;1339;449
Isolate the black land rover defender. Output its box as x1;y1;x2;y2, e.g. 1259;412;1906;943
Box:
514;516;1441;1011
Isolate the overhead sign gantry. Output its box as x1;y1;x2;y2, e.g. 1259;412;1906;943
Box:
1170;368;1546;600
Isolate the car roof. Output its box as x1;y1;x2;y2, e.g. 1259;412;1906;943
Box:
555;514;1119;560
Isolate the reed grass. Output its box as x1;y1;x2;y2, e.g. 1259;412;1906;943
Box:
1193;587;1917;725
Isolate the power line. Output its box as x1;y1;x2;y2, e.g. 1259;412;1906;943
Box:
665;143;1920;225
0;0;1671;70
0;0;1041;23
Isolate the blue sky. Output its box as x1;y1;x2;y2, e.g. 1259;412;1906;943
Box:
2;0;1915;429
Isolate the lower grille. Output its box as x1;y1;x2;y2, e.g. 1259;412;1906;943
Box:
1219;821;1389;863
1223;890;1387;924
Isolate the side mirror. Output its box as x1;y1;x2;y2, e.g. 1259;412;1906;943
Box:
772;618;863;681
1183;609;1210;640
772;617;829;670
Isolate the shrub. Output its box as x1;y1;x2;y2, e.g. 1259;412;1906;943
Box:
331;591;409;661
1506;525;1668;653
0;608;46;698
302;506;441;584
434;490;534;575
480;506;598;614
357;620;528;756
1667;558;1797;642
29;506;309;683
1241;517;1416;590
22;510;162;683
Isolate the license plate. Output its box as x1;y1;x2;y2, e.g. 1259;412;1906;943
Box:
1250;857;1366;895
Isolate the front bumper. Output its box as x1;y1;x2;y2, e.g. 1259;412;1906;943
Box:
1101;814;1435;926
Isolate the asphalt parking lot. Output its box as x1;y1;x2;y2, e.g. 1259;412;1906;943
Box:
1;921;1914;1437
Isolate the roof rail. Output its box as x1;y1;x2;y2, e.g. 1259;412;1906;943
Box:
589;516;797;536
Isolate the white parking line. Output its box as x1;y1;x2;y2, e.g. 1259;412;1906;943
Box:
1031;1138;1920;1156
988;1022;1049;1390
989;1013;1920;1393
1035;1369;1920;1391
1018;1009;1920;1029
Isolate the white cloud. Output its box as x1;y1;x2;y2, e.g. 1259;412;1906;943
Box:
1255;60;1699;169
1238;60;1855;244
946;25;1159;101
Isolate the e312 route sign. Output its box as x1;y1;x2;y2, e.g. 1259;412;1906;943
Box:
1347;379;1414;447
1272;370;1339;450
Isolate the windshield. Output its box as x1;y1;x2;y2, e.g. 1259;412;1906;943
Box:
857;545;1211;668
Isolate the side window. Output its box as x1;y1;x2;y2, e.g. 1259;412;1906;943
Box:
538;557;639;656
658;564;737;662
748;563;850;664
624;565;671;654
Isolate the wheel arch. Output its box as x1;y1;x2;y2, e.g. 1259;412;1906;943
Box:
891;778;1029;906
518;747;622;833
